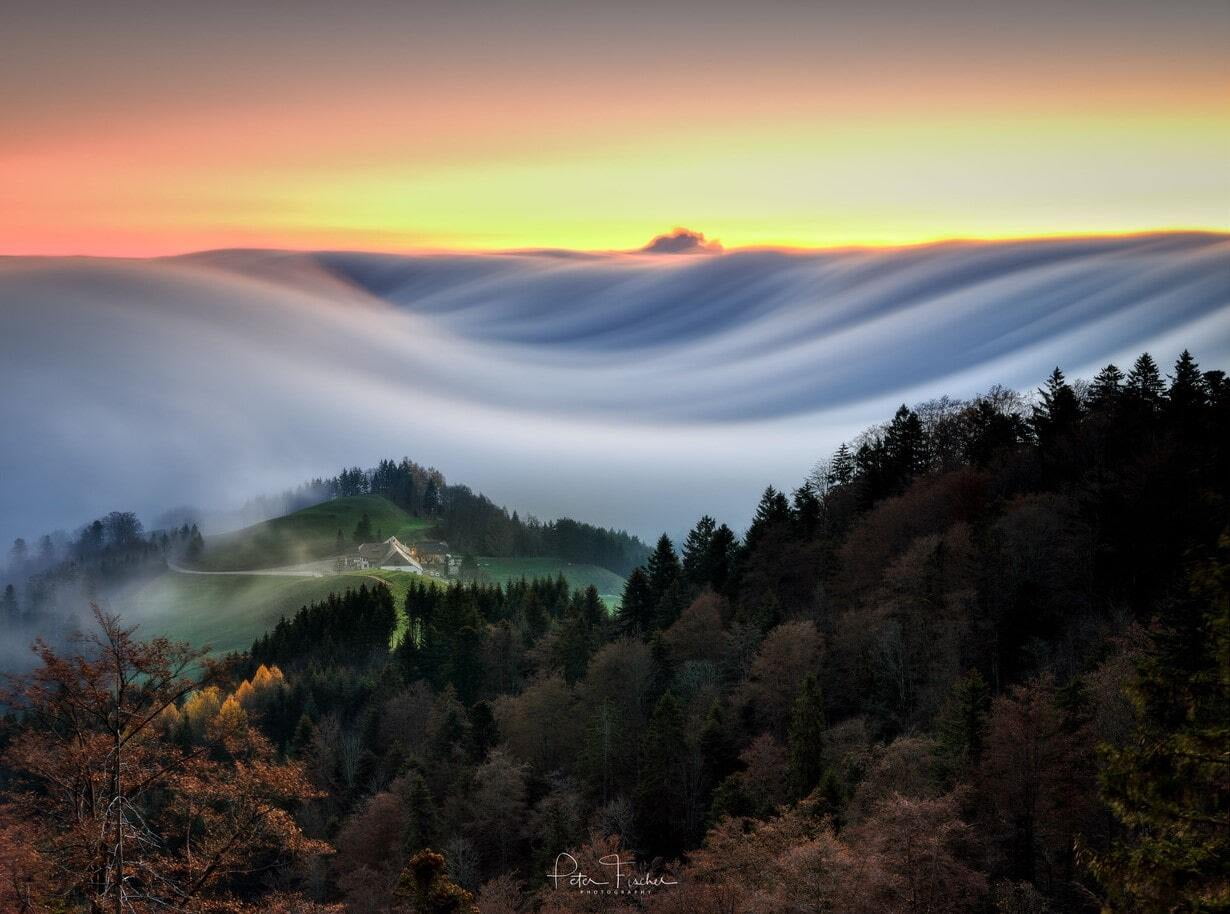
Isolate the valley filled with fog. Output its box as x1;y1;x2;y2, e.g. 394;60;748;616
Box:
2;232;1227;546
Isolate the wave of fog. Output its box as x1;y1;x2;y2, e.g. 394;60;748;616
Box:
1;232;1228;547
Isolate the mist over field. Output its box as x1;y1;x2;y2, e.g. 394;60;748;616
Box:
1;232;1228;546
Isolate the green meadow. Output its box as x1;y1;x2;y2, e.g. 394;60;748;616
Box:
191;494;436;571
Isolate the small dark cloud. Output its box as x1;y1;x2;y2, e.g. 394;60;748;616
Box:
641;228;724;255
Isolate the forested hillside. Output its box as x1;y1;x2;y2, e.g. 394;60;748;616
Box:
309;460;650;575
2;351;1226;913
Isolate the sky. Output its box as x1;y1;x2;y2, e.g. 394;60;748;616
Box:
2;0;1228;256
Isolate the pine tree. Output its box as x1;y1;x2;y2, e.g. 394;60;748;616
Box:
353;513;373;544
654;576;689;631
646;535;681;601
424;479;442;516
186;525;204;561
468;701;498;763
744;487;791;555
699;700;739;791
693;523;739;597
1089;363;1125;409
400;772;438;854
934;669;991;774
556;613;592;685
580;585;605;629
521;590;547;638
1167;349;1207;413
291;713;317;758
9;537;28;569
0;584;18;622
681;515;717;588
1127;352;1166;406
637;692;688;857
792;483;822;538
450;625;484;703
36;535;54;566
786;674;826;801
1086;543;1230;911
883;404;927;485
827;442;855;486
1032;367;1081;443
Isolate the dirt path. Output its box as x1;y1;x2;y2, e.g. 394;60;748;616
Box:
166;560;325;578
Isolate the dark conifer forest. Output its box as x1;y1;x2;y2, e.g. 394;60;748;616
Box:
2;350;1227;913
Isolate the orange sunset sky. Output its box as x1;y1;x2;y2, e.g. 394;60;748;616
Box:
2;0;1228;256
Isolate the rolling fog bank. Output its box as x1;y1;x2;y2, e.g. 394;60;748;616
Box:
1;232;1228;548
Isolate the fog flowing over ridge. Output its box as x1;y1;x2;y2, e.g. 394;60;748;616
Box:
2;232;1228;546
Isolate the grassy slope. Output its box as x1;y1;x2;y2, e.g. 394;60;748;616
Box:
125;572;361;656
192;495;436;571
126;567;447;655
476;556;626;605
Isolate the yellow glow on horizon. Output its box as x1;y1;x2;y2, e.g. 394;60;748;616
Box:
3;101;1227;257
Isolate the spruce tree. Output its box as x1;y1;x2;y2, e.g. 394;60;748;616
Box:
744;487;791;555
399;771;439;855
291;713;317;757
934;669;991;774
424;479;441;516
883;404;927;486
827;442;855;486
1033;367;1081;442
1090;363;1125;409
1167;349;1207;413
580;585;605;629
637;692;688;856
186;525;204;561
654;576;690;631
521;590;547;639
0;583;18;622
9;537;28;568
1087;545;1230;911
703;523;739;596
699;700;739;791
1127;352;1166;406
646;534;681;609
468;701;498;763
792;483;822;538
786;674;826;801
681;515;717;589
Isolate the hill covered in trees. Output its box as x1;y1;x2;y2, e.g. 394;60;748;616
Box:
246;459;650;577
1;350;1226;913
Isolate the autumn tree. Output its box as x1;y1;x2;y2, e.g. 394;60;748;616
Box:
1;606;327;913
979;677;1092;891
390;849;477;914
848;789;987;913
736;620;822;738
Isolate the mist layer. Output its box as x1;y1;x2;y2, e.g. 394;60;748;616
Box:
1;233;1227;544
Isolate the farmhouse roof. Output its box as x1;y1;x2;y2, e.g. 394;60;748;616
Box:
357;536;423;571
